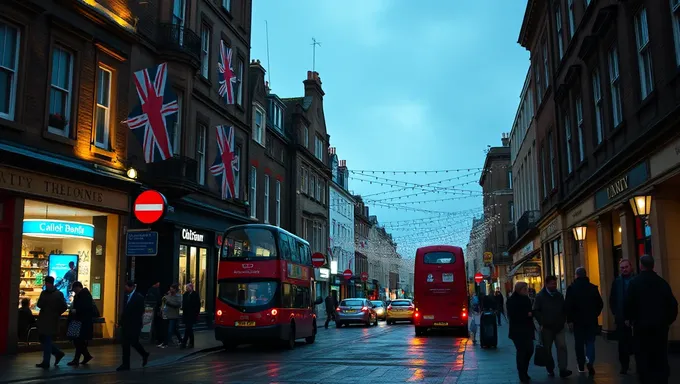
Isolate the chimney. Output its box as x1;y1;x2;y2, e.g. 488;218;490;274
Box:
304;70;325;97
339;160;346;168
501;132;510;147
265;81;271;95
329;147;336;155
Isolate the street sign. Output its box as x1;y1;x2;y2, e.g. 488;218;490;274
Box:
133;190;167;224
126;230;159;256
360;272;369;282
474;272;484;284
311;252;326;268
343;269;353;280
483;252;493;264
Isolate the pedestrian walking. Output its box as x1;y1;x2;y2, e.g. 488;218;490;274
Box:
494;289;506;325
160;283;182;348
35;275;67;369
565;267;603;376
324;290;339;329
145;281;164;345
532;275;572;378
506;282;535;384
117;281;150;371
469;293;481;344
624;254;678;384
608;258;635;374
181;283;201;349
66;281;94;366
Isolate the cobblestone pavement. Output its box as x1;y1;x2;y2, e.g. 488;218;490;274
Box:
3;319;680;383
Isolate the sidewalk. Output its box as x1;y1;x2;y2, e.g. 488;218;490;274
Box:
0;330;222;384
459;326;680;383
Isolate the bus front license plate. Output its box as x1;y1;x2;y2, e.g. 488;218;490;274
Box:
423;315;434;320
235;321;256;327
434;322;448;326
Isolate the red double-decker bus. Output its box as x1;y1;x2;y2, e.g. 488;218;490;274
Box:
413;245;468;336
214;224;323;350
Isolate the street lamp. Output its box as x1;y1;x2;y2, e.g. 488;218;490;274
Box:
126;167;138;179
629;195;653;254
572;225;588;268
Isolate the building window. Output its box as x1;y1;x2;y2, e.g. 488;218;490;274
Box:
172;91;182;155
236;58;244;106
275;180;281;226
222;0;231;12
592;69;604;145
608;46;623;127
671;0;680;66
564;115;573;174
543;42;549;88
549;237;566;292
575;97;584;162
634;8;654;99
0;22;19;121
303;125;309;148
320;180;325;204
250;166;257;218
253;106;264;145
271;103;283;131
555;8;564;59
94;66;112;149
548;132;555;189
541;146;547;198
567;0;575;38
200;24;210;79
196;124;206;185
172;0;186;45
264;174;270;223
302;167;309;194
509;201;514;222
535;65;542;102
234;145;241;198
314;136;323;161
311;175;316;200
48;47;74;137
508;170;512;189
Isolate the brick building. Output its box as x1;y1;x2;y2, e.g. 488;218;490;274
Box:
519;0;680;345
0;0;140;354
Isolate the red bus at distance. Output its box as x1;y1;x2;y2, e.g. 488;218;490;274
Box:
413;245;468;337
214;224;323;350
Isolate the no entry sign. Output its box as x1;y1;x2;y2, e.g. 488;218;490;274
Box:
133;190;167;224
343;269;353;280
311;252;326;268
474;272;484;284
360;272;369;282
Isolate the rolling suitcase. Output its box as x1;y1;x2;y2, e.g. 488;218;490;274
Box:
479;311;497;348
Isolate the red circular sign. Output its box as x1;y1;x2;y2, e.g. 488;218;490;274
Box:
474;272;484;284
311;252;326;268
343;269;353;280
360;272;369;282
133;190;167;224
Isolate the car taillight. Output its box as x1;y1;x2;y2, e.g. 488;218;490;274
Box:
336;307;341;312
271;309;278;316
462;311;468;318
414;312;420;318
387;305;392;310
361;306;368;312
408;305;415;310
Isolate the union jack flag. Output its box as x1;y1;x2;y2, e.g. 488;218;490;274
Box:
217;41;238;104
210;125;239;200
124;63;178;163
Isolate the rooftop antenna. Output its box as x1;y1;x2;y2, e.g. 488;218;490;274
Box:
265;20;272;86
311;37;321;72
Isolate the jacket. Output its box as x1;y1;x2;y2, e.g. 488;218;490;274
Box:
182;291;201;322
17;307;35;340
37;287;67;336
506;293;535;341
163;293;182;319
609;274;634;325
625;270;678;329
494;293;505;312
70;288;94;340
481;295;497;312
121;291;145;339
532;287;566;332
324;295;337;314
565;277;603;327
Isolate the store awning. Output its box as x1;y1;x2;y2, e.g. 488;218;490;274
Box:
507;249;541;278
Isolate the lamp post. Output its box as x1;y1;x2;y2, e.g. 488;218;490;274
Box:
572;225;588;268
629;195;653;254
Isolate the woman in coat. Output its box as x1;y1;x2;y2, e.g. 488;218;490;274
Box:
67;281;94;366
506;281;535;383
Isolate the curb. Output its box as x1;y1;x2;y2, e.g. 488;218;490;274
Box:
0;345;223;384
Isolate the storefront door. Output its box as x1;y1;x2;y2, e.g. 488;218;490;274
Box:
178;227;210;313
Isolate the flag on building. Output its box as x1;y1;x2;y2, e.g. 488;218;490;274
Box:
210;125;239;200
217;40;237;104
124;63;178;163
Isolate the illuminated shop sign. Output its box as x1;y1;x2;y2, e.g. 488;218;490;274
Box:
23;219;94;240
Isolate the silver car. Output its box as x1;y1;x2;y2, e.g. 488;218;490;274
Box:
370;300;387;320
335;298;378;328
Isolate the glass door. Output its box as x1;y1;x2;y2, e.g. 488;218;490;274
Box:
180;245;208;312
199;248;207;312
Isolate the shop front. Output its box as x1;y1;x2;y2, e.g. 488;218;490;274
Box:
539;213;569;294
508;236;543;293
0;165;130;354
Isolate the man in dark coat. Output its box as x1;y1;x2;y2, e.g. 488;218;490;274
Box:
35;276;67;369
625;255;678;384
565;267;603;377
181;283;201;348
608;258;635;374
494;289;506;325
533;276;572;378
117;281;150;371
145;281;164;345
67;281;94;366
324;290;338;329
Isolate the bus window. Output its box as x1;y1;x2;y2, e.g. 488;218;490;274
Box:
288;236;301;263
278;233;292;261
423;251;455;264
299;242;311;265
282;284;311;308
218;281;277;307
222;227;278;260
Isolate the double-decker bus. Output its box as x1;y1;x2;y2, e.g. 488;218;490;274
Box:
412;245;468;337
214;224;323;350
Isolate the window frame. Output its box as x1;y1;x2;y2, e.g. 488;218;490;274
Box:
567;0;576;38
94;65;112;149
197;123;207;185
275;180;281;226
234;145;241;198
200;23;211;79
173;91;182;155
575;96;585;162
671;0;680;66
543;42;550;88
634;8;654;99
608;46;623;127
548;132;556;189
0;22;20;121
250;166;257;218
564;114;573;174
48;46;74;137
314;135;323;161
253;105;265;145
303;125;309;148
592;69;604;145
263;174;270;223
236;57;244;106
222;0;231;12
556;7;565;58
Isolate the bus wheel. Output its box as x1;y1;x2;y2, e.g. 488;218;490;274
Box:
305;322;317;344
285;323;296;350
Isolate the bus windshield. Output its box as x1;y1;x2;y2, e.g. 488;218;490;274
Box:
218;280;278;307
222;227;278;260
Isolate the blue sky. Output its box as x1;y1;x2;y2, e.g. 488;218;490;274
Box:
251;0;530;255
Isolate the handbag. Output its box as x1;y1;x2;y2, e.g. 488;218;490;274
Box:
533;329;550;367
67;320;82;338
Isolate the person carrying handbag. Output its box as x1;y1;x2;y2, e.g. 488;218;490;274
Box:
66;281;94;366
507;282;535;384
533;276;572;378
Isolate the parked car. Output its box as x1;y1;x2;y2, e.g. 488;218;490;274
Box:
335;298;379;328
370;300;387;321
386;299;415;325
